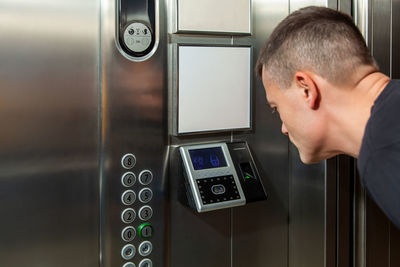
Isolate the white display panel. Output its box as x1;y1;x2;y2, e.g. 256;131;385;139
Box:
178;46;251;134
177;0;251;34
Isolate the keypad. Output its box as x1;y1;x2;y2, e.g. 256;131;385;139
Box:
120;154;154;267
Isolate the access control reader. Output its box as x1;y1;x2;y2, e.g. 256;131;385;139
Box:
180;142;267;212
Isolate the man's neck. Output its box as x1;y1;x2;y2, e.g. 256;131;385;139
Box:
326;71;390;158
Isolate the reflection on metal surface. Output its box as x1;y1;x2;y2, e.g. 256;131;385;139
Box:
0;0;100;266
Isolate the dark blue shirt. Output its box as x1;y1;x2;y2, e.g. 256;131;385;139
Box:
358;79;400;228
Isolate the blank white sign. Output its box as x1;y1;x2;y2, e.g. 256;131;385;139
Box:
177;0;251;34
178;46;251;134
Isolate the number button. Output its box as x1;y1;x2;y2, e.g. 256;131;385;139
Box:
122;154;136;169
121;244;136;260
138;188;153;203
121;208;136;224
121;226;136;242
122;263;136;267
138;241;153;257
122;190;136;205
138;258;152;267
139;170;153;185
121;172;136;187
138;206;153;221
138;223;153;238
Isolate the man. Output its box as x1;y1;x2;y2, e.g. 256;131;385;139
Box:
256;6;400;228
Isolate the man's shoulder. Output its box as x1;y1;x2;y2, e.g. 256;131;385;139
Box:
358;79;400;175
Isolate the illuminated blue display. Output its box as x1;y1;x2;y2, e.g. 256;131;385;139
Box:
189;147;227;170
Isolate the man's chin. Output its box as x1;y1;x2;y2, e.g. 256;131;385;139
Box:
299;152;323;164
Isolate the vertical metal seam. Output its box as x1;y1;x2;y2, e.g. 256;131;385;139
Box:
98;0;104;265
231;208;233;267
389;0;393;264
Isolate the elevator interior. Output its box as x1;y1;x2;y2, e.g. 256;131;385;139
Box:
1;0;399;267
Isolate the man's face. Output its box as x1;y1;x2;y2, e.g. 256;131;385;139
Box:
261;71;327;164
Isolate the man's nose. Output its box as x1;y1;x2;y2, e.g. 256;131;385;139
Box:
281;122;289;136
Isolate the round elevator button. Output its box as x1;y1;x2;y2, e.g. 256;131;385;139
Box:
138;205;153;221
138;223;153;238
121;154;136;169
121;172;136;187
121;244;136;260
138;188;153;203
122;262;136;267
121;226;136;242
121;190;136;205
139;170;153;185
138;241;153;257
138;258;152;267
121;208;136;224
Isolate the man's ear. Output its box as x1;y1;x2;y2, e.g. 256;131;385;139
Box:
294;71;320;110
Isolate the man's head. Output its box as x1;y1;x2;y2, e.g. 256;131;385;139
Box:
256;6;378;163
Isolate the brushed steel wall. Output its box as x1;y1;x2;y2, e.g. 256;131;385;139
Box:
0;0;100;266
100;0;167;266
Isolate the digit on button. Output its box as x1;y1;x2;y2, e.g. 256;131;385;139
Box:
121;226;136;242
138;223;153;239
121;208;136;224
139;170;153;185
138;205;153;221
138;188;153;203
121;172;136;187
121;190;136;205
121;153;136;169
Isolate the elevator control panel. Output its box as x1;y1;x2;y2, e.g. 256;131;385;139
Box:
180;142;267;212
117;0;158;60
120;153;154;267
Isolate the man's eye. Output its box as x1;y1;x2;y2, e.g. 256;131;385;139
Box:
271;107;278;114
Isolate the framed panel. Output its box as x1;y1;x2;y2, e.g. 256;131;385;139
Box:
176;45;252;135
175;0;252;35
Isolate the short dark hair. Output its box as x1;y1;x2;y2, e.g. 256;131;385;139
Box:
256;6;377;88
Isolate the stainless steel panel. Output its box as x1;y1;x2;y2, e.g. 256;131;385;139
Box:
0;0;100;266
100;0;167;266
231;1;289;267
168;145;232;267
